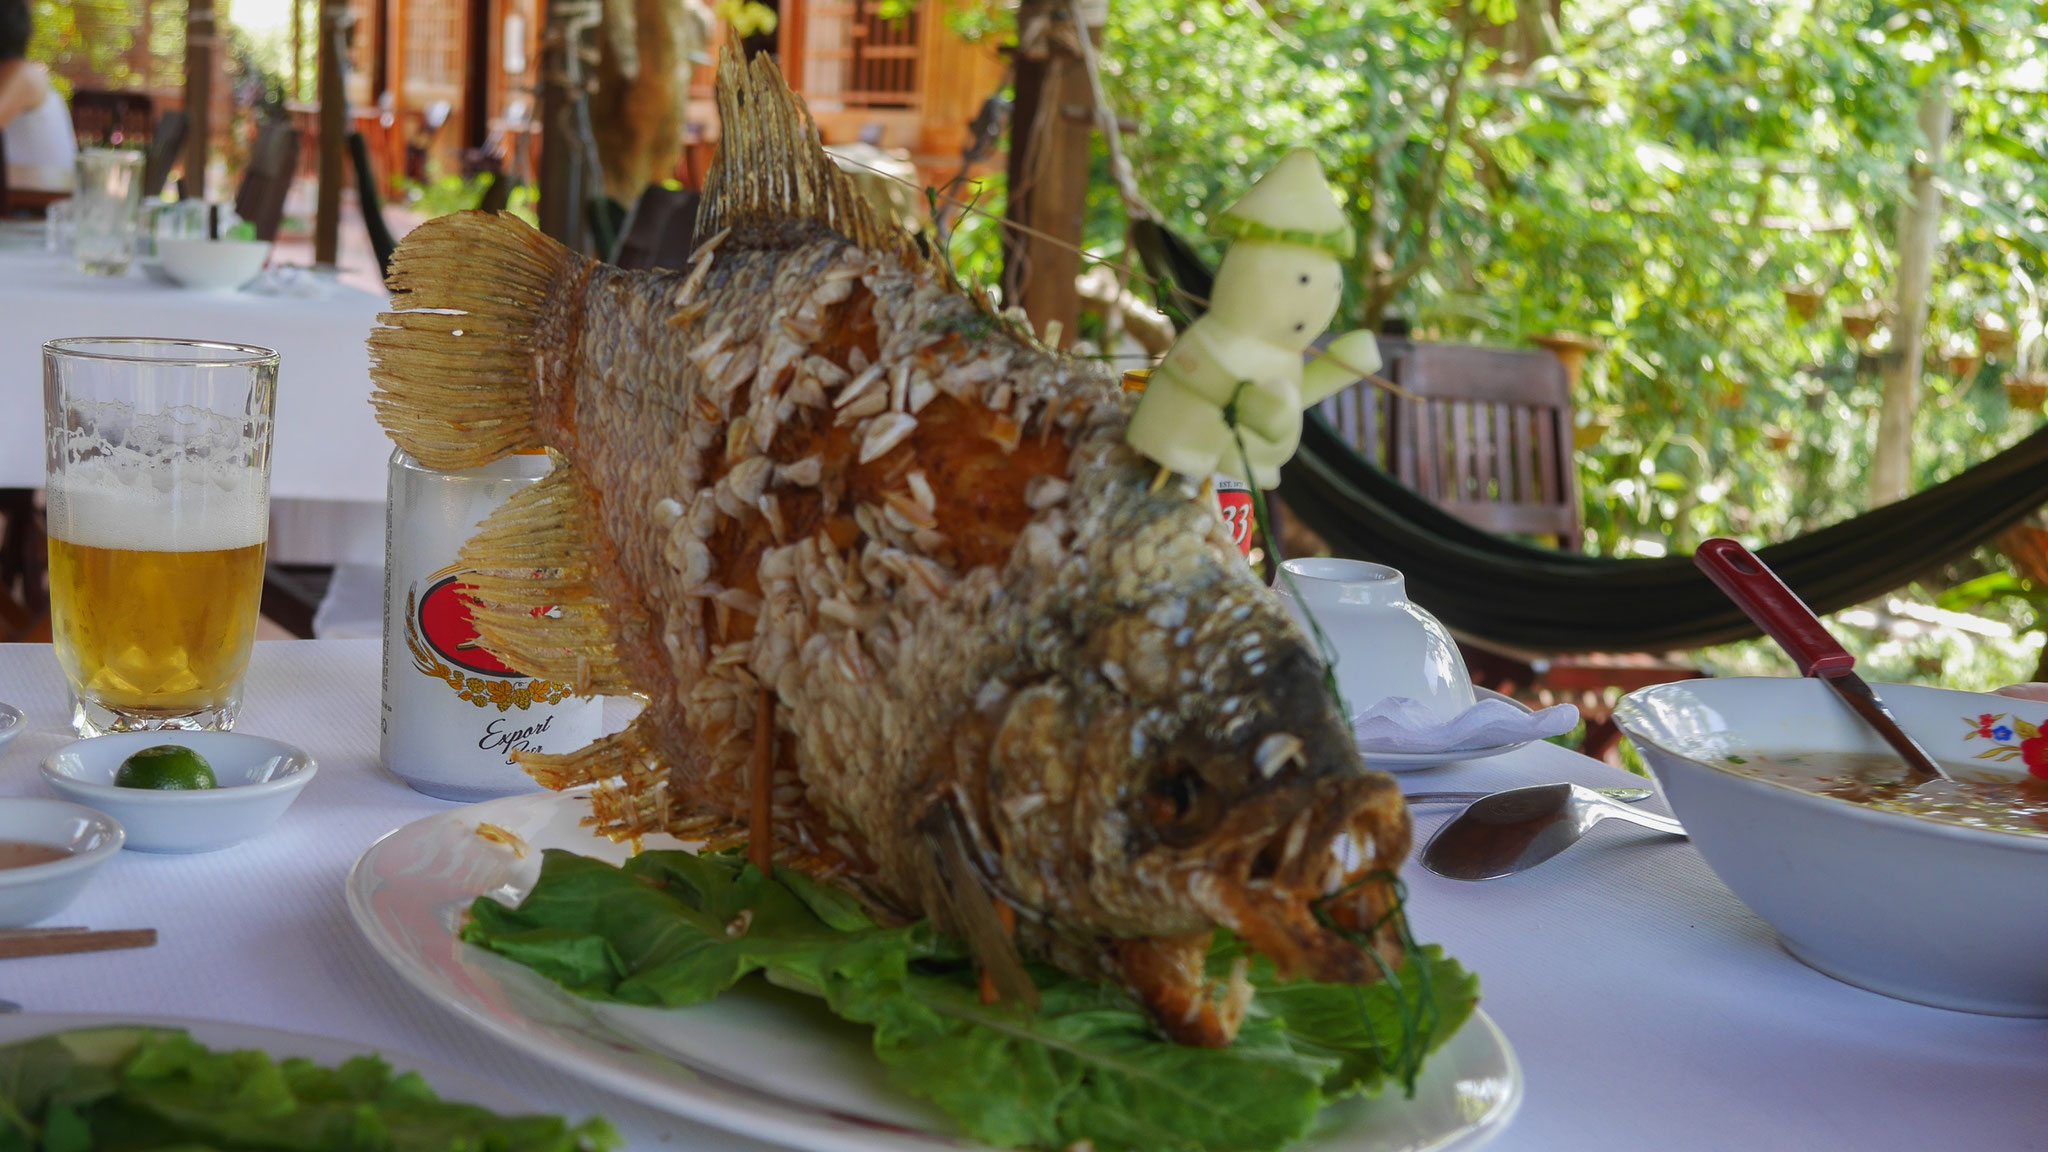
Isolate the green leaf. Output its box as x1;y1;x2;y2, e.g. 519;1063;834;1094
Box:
0;1027;618;1152
463;849;1481;1152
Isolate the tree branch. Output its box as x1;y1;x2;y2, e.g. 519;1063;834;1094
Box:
1360;13;1478;327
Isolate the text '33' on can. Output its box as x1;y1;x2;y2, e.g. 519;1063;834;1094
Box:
381;449;602;801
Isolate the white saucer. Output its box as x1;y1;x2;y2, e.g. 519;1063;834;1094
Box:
0;702;22;751
1357;687;1544;772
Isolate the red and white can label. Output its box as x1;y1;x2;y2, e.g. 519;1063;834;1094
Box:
1214;475;1257;557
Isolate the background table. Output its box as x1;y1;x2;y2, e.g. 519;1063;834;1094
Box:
0;247;394;565
0;640;2042;1150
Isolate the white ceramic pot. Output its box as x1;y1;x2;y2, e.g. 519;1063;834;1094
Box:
1615;678;2048;1016
1273;557;1474;723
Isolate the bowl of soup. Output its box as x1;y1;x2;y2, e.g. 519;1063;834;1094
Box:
1614;678;2048;1017
0;799;125;926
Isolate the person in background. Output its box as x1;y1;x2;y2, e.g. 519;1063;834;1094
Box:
0;0;75;193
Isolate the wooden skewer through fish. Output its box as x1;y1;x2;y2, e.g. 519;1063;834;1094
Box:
750;688;776;874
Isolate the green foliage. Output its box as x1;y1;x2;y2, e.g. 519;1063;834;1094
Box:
1085;0;2048;560
462;848;1481;1152
403;174;541;229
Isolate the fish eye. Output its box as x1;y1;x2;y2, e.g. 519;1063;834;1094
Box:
1159;771;1200;816
1145;769;1209;836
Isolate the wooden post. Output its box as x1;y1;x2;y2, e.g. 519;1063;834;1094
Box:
536;0;597;247
184;0;218;198
293;0;305;101
314;0;349;267
387;0;411;193
1000;0;1096;348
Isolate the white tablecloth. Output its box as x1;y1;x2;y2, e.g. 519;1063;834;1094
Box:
0;248;395;565
0;640;2041;1151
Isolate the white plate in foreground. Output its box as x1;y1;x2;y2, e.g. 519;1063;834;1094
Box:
345;789;1522;1152
0;1012;529;1113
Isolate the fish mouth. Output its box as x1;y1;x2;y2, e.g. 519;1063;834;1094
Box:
1179;772;1411;985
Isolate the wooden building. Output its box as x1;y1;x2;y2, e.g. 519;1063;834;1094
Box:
321;0;1004;195
764;1;1006;185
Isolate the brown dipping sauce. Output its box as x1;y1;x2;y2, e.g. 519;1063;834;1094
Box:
0;841;72;869
1718;752;2048;837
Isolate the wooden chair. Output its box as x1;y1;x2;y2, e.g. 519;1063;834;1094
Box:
346;131;399;280
233;119;301;242
1390;341;1584;550
0;489;48;643
612;187;701;272
70;90;154;148
142;110;189;199
1315;338;1702;760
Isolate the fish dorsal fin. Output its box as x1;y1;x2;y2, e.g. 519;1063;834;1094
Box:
699;47;920;262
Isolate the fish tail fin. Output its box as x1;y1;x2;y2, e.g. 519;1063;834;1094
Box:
516;703;743;844
699;46;920;261
456;456;635;695
369;211;574;469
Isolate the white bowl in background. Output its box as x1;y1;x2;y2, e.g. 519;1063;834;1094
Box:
154;236;271;291
1274;558;1475;722
1615;677;2048;1016
0;799;125;926
41;731;316;853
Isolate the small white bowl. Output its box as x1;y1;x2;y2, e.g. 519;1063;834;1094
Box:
41;732;317;853
154;236;272;291
0;799;125;926
1615;678;2048;1016
1274;558;1475;722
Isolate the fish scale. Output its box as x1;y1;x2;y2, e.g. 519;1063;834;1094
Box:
367;47;1411;1048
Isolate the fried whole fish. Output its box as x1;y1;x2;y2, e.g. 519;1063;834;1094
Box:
369;50;1410;1047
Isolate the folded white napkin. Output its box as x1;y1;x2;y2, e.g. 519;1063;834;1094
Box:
246;264;334;299
1353;696;1580;754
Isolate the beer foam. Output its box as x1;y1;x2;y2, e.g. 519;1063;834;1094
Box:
48;464;269;553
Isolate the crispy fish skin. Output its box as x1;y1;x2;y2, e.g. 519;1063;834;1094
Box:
369;49;1410;1046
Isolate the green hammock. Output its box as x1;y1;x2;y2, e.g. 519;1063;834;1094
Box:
1127;219;2048;655
1279;414;2048;653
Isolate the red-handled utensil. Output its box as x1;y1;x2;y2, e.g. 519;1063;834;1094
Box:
1695;538;1950;784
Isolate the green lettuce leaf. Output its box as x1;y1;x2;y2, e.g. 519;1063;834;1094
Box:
463;849;1481;1152
0;1026;617;1152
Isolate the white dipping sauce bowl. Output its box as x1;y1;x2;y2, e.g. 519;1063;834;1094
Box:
41;731;317;854
1615;677;2048;1016
0;799;125;926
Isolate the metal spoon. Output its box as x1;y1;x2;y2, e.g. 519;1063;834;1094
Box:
1420;782;1685;880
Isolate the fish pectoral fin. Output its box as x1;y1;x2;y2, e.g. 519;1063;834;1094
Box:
459;457;634;696
916;799;1039;1011
1111;933;1249;1049
369;211;568;470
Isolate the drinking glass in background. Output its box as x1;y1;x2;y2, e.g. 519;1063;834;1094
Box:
43;197;73;253
43;338;280;736
72;149;145;276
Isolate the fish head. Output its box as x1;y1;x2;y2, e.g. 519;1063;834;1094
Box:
979;462;1410;985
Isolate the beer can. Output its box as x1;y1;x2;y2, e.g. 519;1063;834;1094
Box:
380;449;603;801
1211;474;1257;556
1121;369;1258;558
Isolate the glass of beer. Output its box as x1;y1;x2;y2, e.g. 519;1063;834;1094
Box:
43;338;279;736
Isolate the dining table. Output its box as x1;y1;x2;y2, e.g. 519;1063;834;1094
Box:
0;237;394;567
0;638;2042;1151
